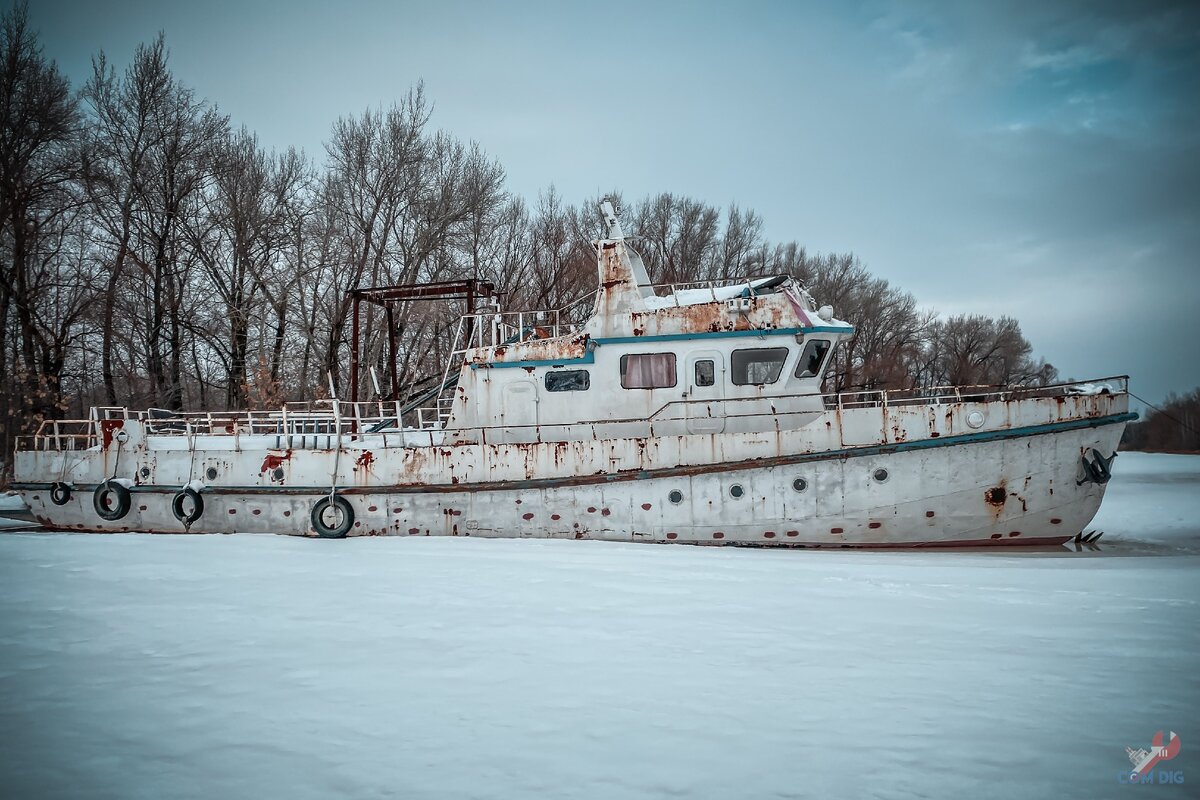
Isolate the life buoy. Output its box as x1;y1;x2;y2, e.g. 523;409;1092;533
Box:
93;481;131;521
311;494;354;538
171;487;204;527
50;482;72;505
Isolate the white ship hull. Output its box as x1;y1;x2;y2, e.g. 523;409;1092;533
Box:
14;391;1132;547
11;215;1132;547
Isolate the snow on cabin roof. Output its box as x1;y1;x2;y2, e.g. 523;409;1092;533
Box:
641;277;853;330
641;276;790;311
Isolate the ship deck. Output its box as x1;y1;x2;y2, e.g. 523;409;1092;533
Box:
18;376;1130;453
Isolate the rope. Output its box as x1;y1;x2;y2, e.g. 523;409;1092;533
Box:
1129;390;1200;437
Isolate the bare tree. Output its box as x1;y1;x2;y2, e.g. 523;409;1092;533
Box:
928;314;1035;387
717;204;764;279
140;68;226;408
632;193;720;284
187;129;302;407
1122;388;1200;452
317;87;431;393
0;2;80;462
82;35;170;405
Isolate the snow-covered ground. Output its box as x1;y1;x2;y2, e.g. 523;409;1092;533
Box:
1;453;1197;799
0;491;30;531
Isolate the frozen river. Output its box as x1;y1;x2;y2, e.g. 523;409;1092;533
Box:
1;452;1197;799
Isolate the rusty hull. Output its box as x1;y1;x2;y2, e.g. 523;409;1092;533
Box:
14;389;1130;546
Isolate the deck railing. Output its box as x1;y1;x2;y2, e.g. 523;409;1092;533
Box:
17;376;1128;453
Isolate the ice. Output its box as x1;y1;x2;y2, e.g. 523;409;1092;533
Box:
0;492;30;530
1091;452;1200;552
0;491;26;512
1;455;1198;799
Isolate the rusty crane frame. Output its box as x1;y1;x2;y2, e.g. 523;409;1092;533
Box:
347;279;498;405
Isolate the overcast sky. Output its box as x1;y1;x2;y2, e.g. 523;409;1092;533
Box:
27;0;1200;406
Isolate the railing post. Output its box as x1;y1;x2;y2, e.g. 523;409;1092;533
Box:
350;293;361;405
385;302;399;401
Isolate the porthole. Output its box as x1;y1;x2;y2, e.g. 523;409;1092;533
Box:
873;468;889;483
668;489;684;505
730;484;745;499
205;467;218;481
273;467;284;481
139;467;151;479
792;477;808;493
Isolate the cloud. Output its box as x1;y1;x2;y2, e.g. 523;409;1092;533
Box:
1019;43;1110;73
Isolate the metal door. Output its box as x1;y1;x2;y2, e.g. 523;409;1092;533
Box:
501;379;539;442
685;351;725;434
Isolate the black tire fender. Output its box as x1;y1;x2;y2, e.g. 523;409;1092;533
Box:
93;481;131;521
311;494;354;538
50;482;72;506
171;487;204;527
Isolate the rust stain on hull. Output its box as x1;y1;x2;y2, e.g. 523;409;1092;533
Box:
260;450;293;473
100;419;124;449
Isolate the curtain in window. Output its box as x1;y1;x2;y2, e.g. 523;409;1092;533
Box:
623;354;676;388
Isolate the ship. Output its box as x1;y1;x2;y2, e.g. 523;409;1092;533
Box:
11;204;1134;546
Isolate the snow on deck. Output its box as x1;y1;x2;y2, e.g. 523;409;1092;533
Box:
1;453;1197;799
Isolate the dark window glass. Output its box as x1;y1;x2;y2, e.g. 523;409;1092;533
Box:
695;359;715;387
545;369;590;392
731;347;788;385
795;339;831;379
620;353;677;389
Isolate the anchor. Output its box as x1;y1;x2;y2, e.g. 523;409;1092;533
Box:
1077;448;1116;485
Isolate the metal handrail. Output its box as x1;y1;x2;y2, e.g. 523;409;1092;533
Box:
18;375;1128;452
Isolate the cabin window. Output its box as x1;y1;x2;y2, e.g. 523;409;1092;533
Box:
795;339;831;379
545;369;590;392
695;359;715;387
731;347;788;385
621;353;677;389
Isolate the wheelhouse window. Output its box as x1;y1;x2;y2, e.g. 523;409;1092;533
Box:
621;353;677;389
795;339;831;379
695;359;715;387
545;369;590;392
731;347;788;385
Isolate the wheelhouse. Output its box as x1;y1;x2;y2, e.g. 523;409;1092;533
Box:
414;203;854;441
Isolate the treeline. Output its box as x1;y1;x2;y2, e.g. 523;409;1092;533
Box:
1121;390;1200;452
0;6;1055;463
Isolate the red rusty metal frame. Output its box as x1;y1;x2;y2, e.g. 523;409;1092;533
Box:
347;280;498;405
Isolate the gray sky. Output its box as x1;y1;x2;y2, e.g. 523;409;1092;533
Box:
27;0;1200;405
